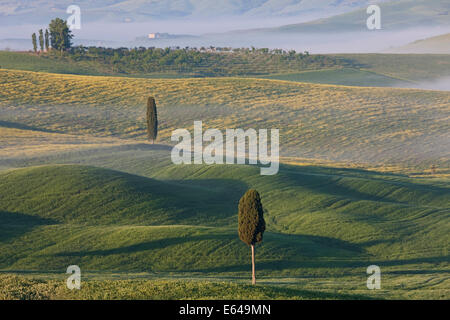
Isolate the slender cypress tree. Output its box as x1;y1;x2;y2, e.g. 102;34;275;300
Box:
146;97;158;144
32;33;37;53
45;29;50;51
38;29;44;52
238;189;266;285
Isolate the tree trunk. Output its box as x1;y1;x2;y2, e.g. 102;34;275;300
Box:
251;244;256;285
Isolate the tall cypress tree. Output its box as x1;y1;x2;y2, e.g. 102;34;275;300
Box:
38;29;44;52
44;29;50;51
238;189;266;285
32;33;37;53
146;97;158;144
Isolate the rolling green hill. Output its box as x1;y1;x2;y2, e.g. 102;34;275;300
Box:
0;165;242;226
0;156;449;298
1;162;448;271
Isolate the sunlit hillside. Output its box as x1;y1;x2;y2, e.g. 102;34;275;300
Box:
1;69;449;170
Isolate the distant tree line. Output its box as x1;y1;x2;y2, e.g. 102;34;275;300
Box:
53;45;348;76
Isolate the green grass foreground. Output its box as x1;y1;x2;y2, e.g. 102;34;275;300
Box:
0;274;374;300
1;272;448;300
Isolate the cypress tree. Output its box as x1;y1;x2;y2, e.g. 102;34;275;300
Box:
38;29;44;52
238;189;265;285
146;96;158;144
45;29;50;51
32;33;37;53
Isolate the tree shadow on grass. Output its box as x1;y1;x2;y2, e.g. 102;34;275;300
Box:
278;162;450;206
386;269;450;275
179;256;450;274
55;233;236;257
0;120;60;133
0;210;56;241
53;231;365;265
134;177;248;225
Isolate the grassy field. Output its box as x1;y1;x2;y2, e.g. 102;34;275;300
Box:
261;68;411;87
336;54;450;82
0;67;448;299
1;51;449;87
0;51;109;76
0;126;134;158
0;50;345;77
0;274;385;300
3;272;448;300
1;68;449;170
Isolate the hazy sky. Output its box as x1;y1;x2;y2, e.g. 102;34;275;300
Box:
0;15;331;40
1;0;448;53
0;0;392;39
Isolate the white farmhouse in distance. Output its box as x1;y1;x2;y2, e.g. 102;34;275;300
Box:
148;32;170;39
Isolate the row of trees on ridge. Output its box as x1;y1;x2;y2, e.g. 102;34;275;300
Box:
32;18;73;54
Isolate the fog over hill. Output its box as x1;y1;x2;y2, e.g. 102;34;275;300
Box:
0;0;398;40
0;0;395;24
387;33;450;54
1;0;449;53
